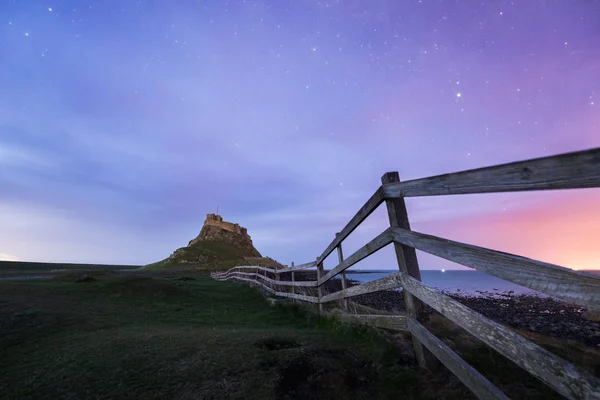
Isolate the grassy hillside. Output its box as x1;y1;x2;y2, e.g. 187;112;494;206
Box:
150;239;286;270
148;257;286;272
172;240;249;262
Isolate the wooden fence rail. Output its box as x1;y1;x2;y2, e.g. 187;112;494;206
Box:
212;148;600;400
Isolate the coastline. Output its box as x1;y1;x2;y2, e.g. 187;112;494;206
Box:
289;271;599;347
352;288;600;347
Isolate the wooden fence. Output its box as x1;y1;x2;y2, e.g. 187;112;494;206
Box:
211;148;600;400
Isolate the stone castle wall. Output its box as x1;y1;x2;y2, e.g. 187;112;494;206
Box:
204;214;249;238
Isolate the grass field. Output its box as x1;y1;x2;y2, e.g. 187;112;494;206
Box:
0;270;433;400
0;260;138;272
1;269;590;399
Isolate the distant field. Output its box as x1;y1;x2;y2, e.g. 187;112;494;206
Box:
0;260;139;271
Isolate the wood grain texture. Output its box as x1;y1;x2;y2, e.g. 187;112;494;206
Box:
382;147;600;198
280;261;317;273
408;319;509;400
391;227;600;312
215;264;315;276
316;187;384;266
336;232;349;311
213;265;278;275
318;228;393;285
320;272;402;303
317;261;324;312
382;172;422;281
382;172;427;369
400;273;600;400
332;313;409;331
216;271;317;287
291;264;296;300
215;273;319;303
281;292;320;303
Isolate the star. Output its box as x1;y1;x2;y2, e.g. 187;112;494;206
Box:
48;7;53;12
456;92;462;98
24;32;29;36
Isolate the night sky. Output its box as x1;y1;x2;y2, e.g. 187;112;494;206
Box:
1;1;599;270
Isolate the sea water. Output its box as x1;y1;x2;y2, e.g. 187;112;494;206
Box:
344;270;552;295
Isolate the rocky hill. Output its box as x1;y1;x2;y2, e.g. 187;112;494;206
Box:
149;214;285;270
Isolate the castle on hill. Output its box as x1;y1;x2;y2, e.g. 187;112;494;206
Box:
203;213;249;238
155;211;289;268
186;213;259;257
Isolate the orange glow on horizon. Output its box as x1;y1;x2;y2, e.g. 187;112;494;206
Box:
416;190;600;271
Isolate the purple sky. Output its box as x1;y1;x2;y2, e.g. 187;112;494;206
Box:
1;1;599;270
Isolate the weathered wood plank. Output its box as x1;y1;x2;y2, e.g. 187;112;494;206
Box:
217;273;319;303
399;273;600;400
290;262;296;300
391;227;600;312
336;232;349;311
382;172;423;282
318;228;393;285
382;148;600;198
333;313;409;331
214;265;279;275
317;261;324;312
220;275;275;294
320;272;402;303
217;271;317;287
280;261;317;273
316;187;385;265
279;291;320;303
382;171;427;369
408;319;509;400
215;265;306;277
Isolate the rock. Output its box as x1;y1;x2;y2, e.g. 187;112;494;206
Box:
189;214;261;258
266;298;278;307
347;289;600;347
582;310;600;322
75;274;96;283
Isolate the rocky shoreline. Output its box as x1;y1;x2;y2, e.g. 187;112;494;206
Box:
287;271;600;347
352;289;600;347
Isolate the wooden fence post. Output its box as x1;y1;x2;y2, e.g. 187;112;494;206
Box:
317;259;324;313
336;232;349;311
291;262;295;302
382;172;428;368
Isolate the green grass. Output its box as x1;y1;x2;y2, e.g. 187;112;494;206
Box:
148;239;285;270
3;271;586;399
0;260;137;273
147;256;286;272
177;241;248;262
147;241;247;269
0;271;442;400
